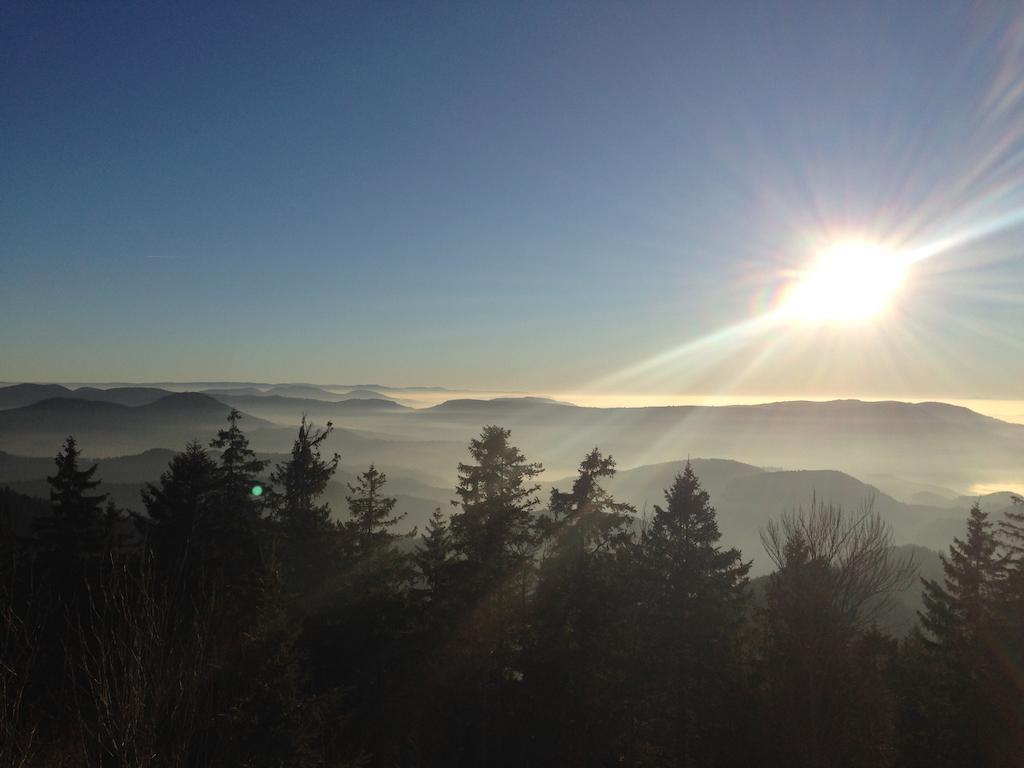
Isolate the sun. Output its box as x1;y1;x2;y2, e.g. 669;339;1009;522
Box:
780;240;909;325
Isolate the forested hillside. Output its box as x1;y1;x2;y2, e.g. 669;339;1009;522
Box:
2;410;1021;766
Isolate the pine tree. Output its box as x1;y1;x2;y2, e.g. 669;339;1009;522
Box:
305;465;414;764
999;495;1024;630
414;507;452;597
345;464;405;556
921;503;1004;646
206;409;268;596
138;440;220;580
210;408;267;513
542;447;634;558
216;557;320;768
450;425;543;587
529;448;636;766
917;502;1008;766
637;461;750;766
34;435;111;563
269;417;338;534
268;418;340;594
996;495;1024;751
444;425;543;765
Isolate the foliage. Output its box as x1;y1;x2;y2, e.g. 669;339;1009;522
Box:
4;427;1023;767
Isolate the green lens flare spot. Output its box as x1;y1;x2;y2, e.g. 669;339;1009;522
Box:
251;485;263;497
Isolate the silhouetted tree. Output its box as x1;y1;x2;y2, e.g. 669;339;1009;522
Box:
414;507;452;598
996;495;1024;754
268;417;340;594
214;558;320;768
34;436;111;565
759;498;915;768
438;426;543;766
345;464;406;555
915;502;1011;766
206;409;267;593
137;440;220;588
635;461;751;766
528;448;635;766
303;464;414;765
270;417;339;534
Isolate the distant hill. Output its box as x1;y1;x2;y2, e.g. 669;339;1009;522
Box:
205;393;410;425
544;458;1019;572
0;394;271;456
400;398;1024;492
0;383;77;409
3;391;1022;507
264;384;351;399
427;397;577;413
337;388;399;402
541;458;765;510
0;383;176;410
202;387;268;397
68;386;173;406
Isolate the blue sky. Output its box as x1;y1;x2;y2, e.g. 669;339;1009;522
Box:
2;1;1022;397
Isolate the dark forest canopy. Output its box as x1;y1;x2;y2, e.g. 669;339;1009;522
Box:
1;413;1022;766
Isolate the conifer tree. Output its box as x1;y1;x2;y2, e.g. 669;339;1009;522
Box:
345;464;405;555
204;409;269;604
996;495;1024;748
446;425;543;764
35;435;111;563
216;557;319;768
310;465;414;764
414;507;452;597
918;502;1011;766
450;425;543;589
138;440;220;580
210;408;267;513
637;462;750;766
268;418;340;594
542;447;634;558
269;417;338;534
998;496;1024;631
529;448;636;766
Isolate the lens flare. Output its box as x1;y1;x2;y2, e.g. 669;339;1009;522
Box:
779;241;909;325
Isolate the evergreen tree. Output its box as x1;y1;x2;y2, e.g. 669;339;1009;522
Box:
207;408;267;587
214;557;320;768
34;436;111;564
138;440;220;581
918;502;1012;766
210;408;267;513
268;418;340;594
270;417;339;534
443;425;544;766
345;464;406;555
996;496;1024;753
33;438;114;577
542;447;634;558
529;448;636;766
298;462;412;766
450;425;543;590
414;506;452;597
636;462;750;766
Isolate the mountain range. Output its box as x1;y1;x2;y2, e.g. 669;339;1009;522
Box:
1;382;1020;515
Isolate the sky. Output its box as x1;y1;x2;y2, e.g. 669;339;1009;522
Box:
2;1;1023;399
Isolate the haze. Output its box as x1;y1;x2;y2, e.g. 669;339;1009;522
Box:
3;4;1024;766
